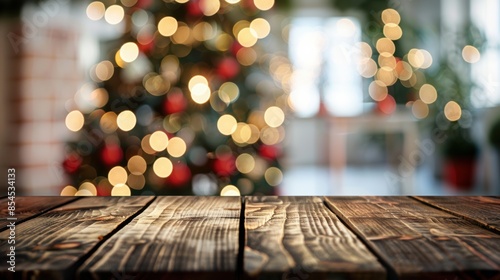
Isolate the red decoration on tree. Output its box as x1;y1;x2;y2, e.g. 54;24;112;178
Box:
187;0;203;17
217;57;241;80
135;0;153;9
259;145;281;160
231;42;243;56
163;90;188;114
63;153;82;174
167;162;192;186
213;154;236;176
101;144;123;166
376;95;396;115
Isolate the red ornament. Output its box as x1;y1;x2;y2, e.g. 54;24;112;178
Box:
135;0;153;9
217;57;240;80
138;40;154;54
377;95;396;115
163;90;188;114
167;162;192;187
96;181;112;196
213;154;236;176
259;145;281;160
187;0;203;17
63;153;82;174
101;144;123;166
231;42;243;56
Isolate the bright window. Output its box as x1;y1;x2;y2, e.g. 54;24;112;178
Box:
289;17;364;117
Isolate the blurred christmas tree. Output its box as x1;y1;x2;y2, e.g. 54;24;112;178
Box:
62;0;288;196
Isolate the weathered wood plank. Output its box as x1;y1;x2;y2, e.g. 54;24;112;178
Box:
414;196;500;233
0;197;78;230
78;196;241;280
0;196;153;280
325;196;500;279
244;196;386;279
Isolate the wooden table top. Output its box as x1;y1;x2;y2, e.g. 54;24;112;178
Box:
0;196;499;279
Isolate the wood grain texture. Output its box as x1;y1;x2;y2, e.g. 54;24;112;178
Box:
0;196;153;280
325;196;500;280
0;197;77;230
78;196;241;280
414;196;500;233
244;196;386;280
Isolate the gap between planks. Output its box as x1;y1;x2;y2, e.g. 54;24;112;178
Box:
68;197;158;279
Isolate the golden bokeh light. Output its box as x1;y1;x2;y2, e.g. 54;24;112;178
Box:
381;8;401;25
153;157;173;178
127;174;146;190
66;110;85;132
79;182;97;196
444;101;462;121
376;38;395;56
220;185;241;196
90;88;109;108
218;82;240;104
217;114;238;135
215;33;233;52
117;110;137;131
60;185;77;196
158;16;178;37
462;45;481;63
233;20;250;37
225;0;241;3
166;137;187;157
95;60;114;81
141;134;156;154
189;75;211;104
254;0;274;11
100;112;118;133
238;27;258;48
260;127;281;145
201;0;220;16
231;123;252;145
144;74;170;96
383;23;402;40
121;0;139;7
378;54;397;70
395;61;413;81
193;21;214;41
75;189;94;196
127;155;147;175
357;58;378;78
108;166;128;186
419;84;438;104
250;18;271;39
408;48;424;68
149;131;169;152
120;42;139;63
172;23;192;45
369;80;388;101
86;1;105;21
111;183;131;196
236;153;255;174
264;167;283;187
104;5;124;25
115;50;125;68
376;67;397;86
264;106;285;128
412;100;429;119
237;47;257;66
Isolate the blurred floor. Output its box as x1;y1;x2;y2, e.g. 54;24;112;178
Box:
280;164;490;195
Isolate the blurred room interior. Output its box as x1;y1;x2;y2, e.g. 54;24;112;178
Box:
0;0;499;196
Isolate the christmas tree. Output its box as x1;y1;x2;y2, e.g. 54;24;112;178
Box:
62;0;287;196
